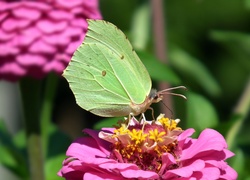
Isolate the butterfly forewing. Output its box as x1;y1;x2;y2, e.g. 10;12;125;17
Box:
85;20;152;104
63;20;152;117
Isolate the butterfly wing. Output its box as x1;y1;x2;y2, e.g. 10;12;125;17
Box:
63;20;151;117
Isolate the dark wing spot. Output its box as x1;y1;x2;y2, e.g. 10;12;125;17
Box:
102;70;106;76
121;55;124;59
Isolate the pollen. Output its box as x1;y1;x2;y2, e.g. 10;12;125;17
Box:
129;129;147;145
149;129;165;142
109;115;183;173
158;117;182;131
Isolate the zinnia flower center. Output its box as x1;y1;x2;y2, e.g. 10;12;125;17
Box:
108;115;182;173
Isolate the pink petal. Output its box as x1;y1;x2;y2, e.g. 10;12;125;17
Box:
13;6;41;20
22;27;41;37
84;172;124;180
22;2;51;11
0;44;19;55
121;169;159;179
62;156;115;172
48;10;73;20
181;129;227;160
56;0;83;8
71;18;88;28
99;131;117;144
71;7;84;14
66;41;82;54
29;39;56;53
167;159;205;178
0;29;16;41
99;162;138;171
0;2;14;11
58;160;84;179
8;33;40;47
43;61;65;74
36;20;68;34
2;18;31;31
206;160;229;170
178;128;195;142
54;54;71;63
84;129;111;155
219;165;238;180
85;0;103;8
0;61;26;76
223;149;235;159
16;54;46;66
199;167;220;179
0;12;8;21
159;153;176;175
42;34;70;46
193;150;229;163
12;27;41;46
101;128;115;133
16;35;38;47
61;26;83;38
177;128;195;148
66;137;107;159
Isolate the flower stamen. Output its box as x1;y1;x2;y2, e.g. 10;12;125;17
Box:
107;115;183;173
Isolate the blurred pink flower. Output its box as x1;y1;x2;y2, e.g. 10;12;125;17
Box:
0;0;102;81
58;116;237;180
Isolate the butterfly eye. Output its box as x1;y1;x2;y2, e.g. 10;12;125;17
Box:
148;89;158;100
153;94;159;100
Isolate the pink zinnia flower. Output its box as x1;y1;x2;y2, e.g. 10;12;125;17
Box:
58;115;237;180
0;0;102;81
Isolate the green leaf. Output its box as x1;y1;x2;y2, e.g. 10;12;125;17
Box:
0;120;28;178
0;145;18;168
245;0;250;9
225;114;244;150
12;130;26;149
130;2;150;50
229;148;244;177
169;46;221;97
210;30;250;70
0;120;12;146
45;154;66;180
47;124;71;158
137;51;181;85
186;92;219;131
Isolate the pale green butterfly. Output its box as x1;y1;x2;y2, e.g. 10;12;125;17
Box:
63;20;186;117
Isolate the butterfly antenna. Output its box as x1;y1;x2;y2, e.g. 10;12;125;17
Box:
159;86;187;100
161;100;174;118
160;86;187;92
163;92;187;100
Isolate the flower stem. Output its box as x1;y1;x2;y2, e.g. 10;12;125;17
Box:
40;73;59;157
150;0;173;114
20;78;44;180
226;77;250;149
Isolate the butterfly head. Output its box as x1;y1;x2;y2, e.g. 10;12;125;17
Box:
148;89;163;103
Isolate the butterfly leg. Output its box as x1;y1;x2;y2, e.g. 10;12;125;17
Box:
141;113;147;132
148;107;155;121
126;113;135;129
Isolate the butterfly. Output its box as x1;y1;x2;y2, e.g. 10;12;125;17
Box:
63;20;186;117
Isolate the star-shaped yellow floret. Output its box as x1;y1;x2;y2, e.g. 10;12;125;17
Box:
149;129;166;142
